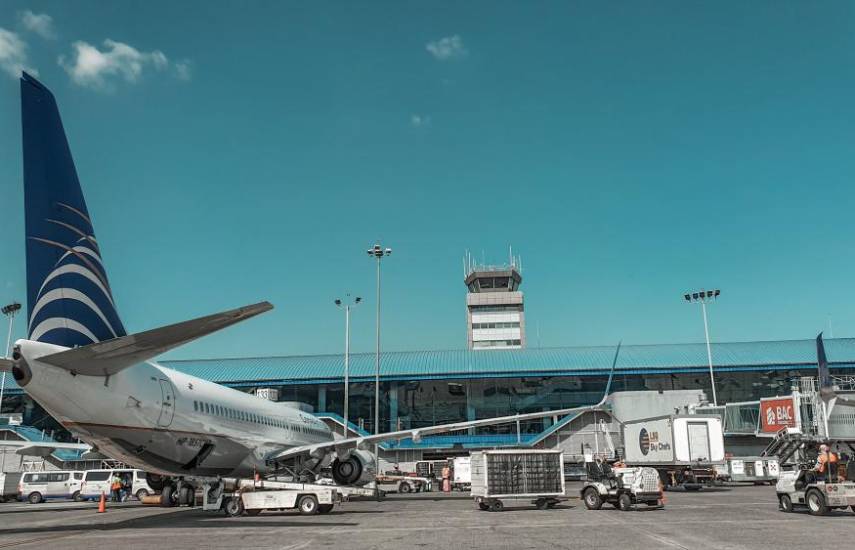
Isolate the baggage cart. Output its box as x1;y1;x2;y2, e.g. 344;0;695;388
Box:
471;449;566;512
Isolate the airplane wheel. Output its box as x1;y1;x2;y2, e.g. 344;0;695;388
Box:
160;485;175;507
779;494;794;513
298;495;318;515
177;486;195;506
224;496;245;517
807;489;828;516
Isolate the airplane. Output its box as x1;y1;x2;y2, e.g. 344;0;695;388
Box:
0;72;618;507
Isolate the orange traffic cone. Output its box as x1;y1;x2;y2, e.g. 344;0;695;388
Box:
97;492;107;513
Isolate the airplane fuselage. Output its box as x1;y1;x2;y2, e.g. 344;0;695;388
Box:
15;339;334;478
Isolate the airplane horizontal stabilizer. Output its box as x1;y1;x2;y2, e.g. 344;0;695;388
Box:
37;301;273;377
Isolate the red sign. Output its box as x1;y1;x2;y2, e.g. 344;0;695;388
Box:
760;397;796;433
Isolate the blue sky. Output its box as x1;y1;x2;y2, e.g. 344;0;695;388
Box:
1;2;855;359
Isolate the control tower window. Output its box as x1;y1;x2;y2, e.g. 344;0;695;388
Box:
494;277;509;289
479;278;494;289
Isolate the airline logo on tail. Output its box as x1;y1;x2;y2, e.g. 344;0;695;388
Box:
21;72;126;347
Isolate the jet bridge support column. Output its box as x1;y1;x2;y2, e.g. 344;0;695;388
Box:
389;382;399;432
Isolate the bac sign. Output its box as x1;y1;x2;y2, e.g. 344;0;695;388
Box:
760;397;796;433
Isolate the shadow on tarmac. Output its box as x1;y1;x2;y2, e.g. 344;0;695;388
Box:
0;509;360;537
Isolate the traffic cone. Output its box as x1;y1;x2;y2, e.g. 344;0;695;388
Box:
97;492;106;513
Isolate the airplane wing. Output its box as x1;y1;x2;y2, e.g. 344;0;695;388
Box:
0;439;91;457
270;342;621;462
36;301;273;377
271;401;608;461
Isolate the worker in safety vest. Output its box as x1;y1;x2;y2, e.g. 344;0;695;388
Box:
815;444;839;482
110;474;123;502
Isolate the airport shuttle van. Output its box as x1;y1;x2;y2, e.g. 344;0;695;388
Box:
18;470;84;503
80;469;154;501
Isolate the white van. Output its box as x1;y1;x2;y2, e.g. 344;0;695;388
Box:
80;469;154;501
18;470;84;503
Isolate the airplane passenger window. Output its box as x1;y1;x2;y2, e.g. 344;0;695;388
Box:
204;403;210;414
193;401;198;412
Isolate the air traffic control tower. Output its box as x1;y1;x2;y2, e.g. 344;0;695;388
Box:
464;252;526;350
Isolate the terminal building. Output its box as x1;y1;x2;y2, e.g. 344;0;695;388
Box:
3;337;855;465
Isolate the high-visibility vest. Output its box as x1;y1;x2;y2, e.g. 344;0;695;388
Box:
818;452;838;473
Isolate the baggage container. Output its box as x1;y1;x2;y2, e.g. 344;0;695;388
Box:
724;457;779;484
471;449;565;511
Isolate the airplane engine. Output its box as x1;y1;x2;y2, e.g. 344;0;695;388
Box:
331;450;376;486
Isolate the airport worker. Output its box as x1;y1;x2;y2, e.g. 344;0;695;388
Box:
815;444;839;481
110;473;123;502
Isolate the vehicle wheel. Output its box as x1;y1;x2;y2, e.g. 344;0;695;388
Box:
806;489;828;516
318;504;334;514
136;489;149;501
399;482;412;494
298;494;319;515
583;488;603;510
27;492;42;504
72;491;83;502
223;496;245;517
489;500;504;512
618;493;633;512
478;502;490;511
684;485;701;492
246;508;262;516
535;498;549;510
779;494;794;513
160;485;175;507
178;486;194;506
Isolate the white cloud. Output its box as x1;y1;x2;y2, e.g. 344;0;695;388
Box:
426;35;467;60
410;114;431;128
174;59;192;81
59;39;173;89
0;28;37;79
19;11;55;40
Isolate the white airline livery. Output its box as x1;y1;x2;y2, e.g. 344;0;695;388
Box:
1;73;617;508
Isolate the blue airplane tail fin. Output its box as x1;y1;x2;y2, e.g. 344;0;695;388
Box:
21;72;126;347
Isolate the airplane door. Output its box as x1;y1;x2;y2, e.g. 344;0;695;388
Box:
157;379;175;427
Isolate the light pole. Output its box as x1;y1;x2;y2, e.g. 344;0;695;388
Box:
366;243;391;477
1;302;21;419
335;295;361;437
684;289;720;406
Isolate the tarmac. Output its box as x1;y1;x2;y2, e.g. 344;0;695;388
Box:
0;483;852;549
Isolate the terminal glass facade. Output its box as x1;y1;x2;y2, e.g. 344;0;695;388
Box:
233;366;839;436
